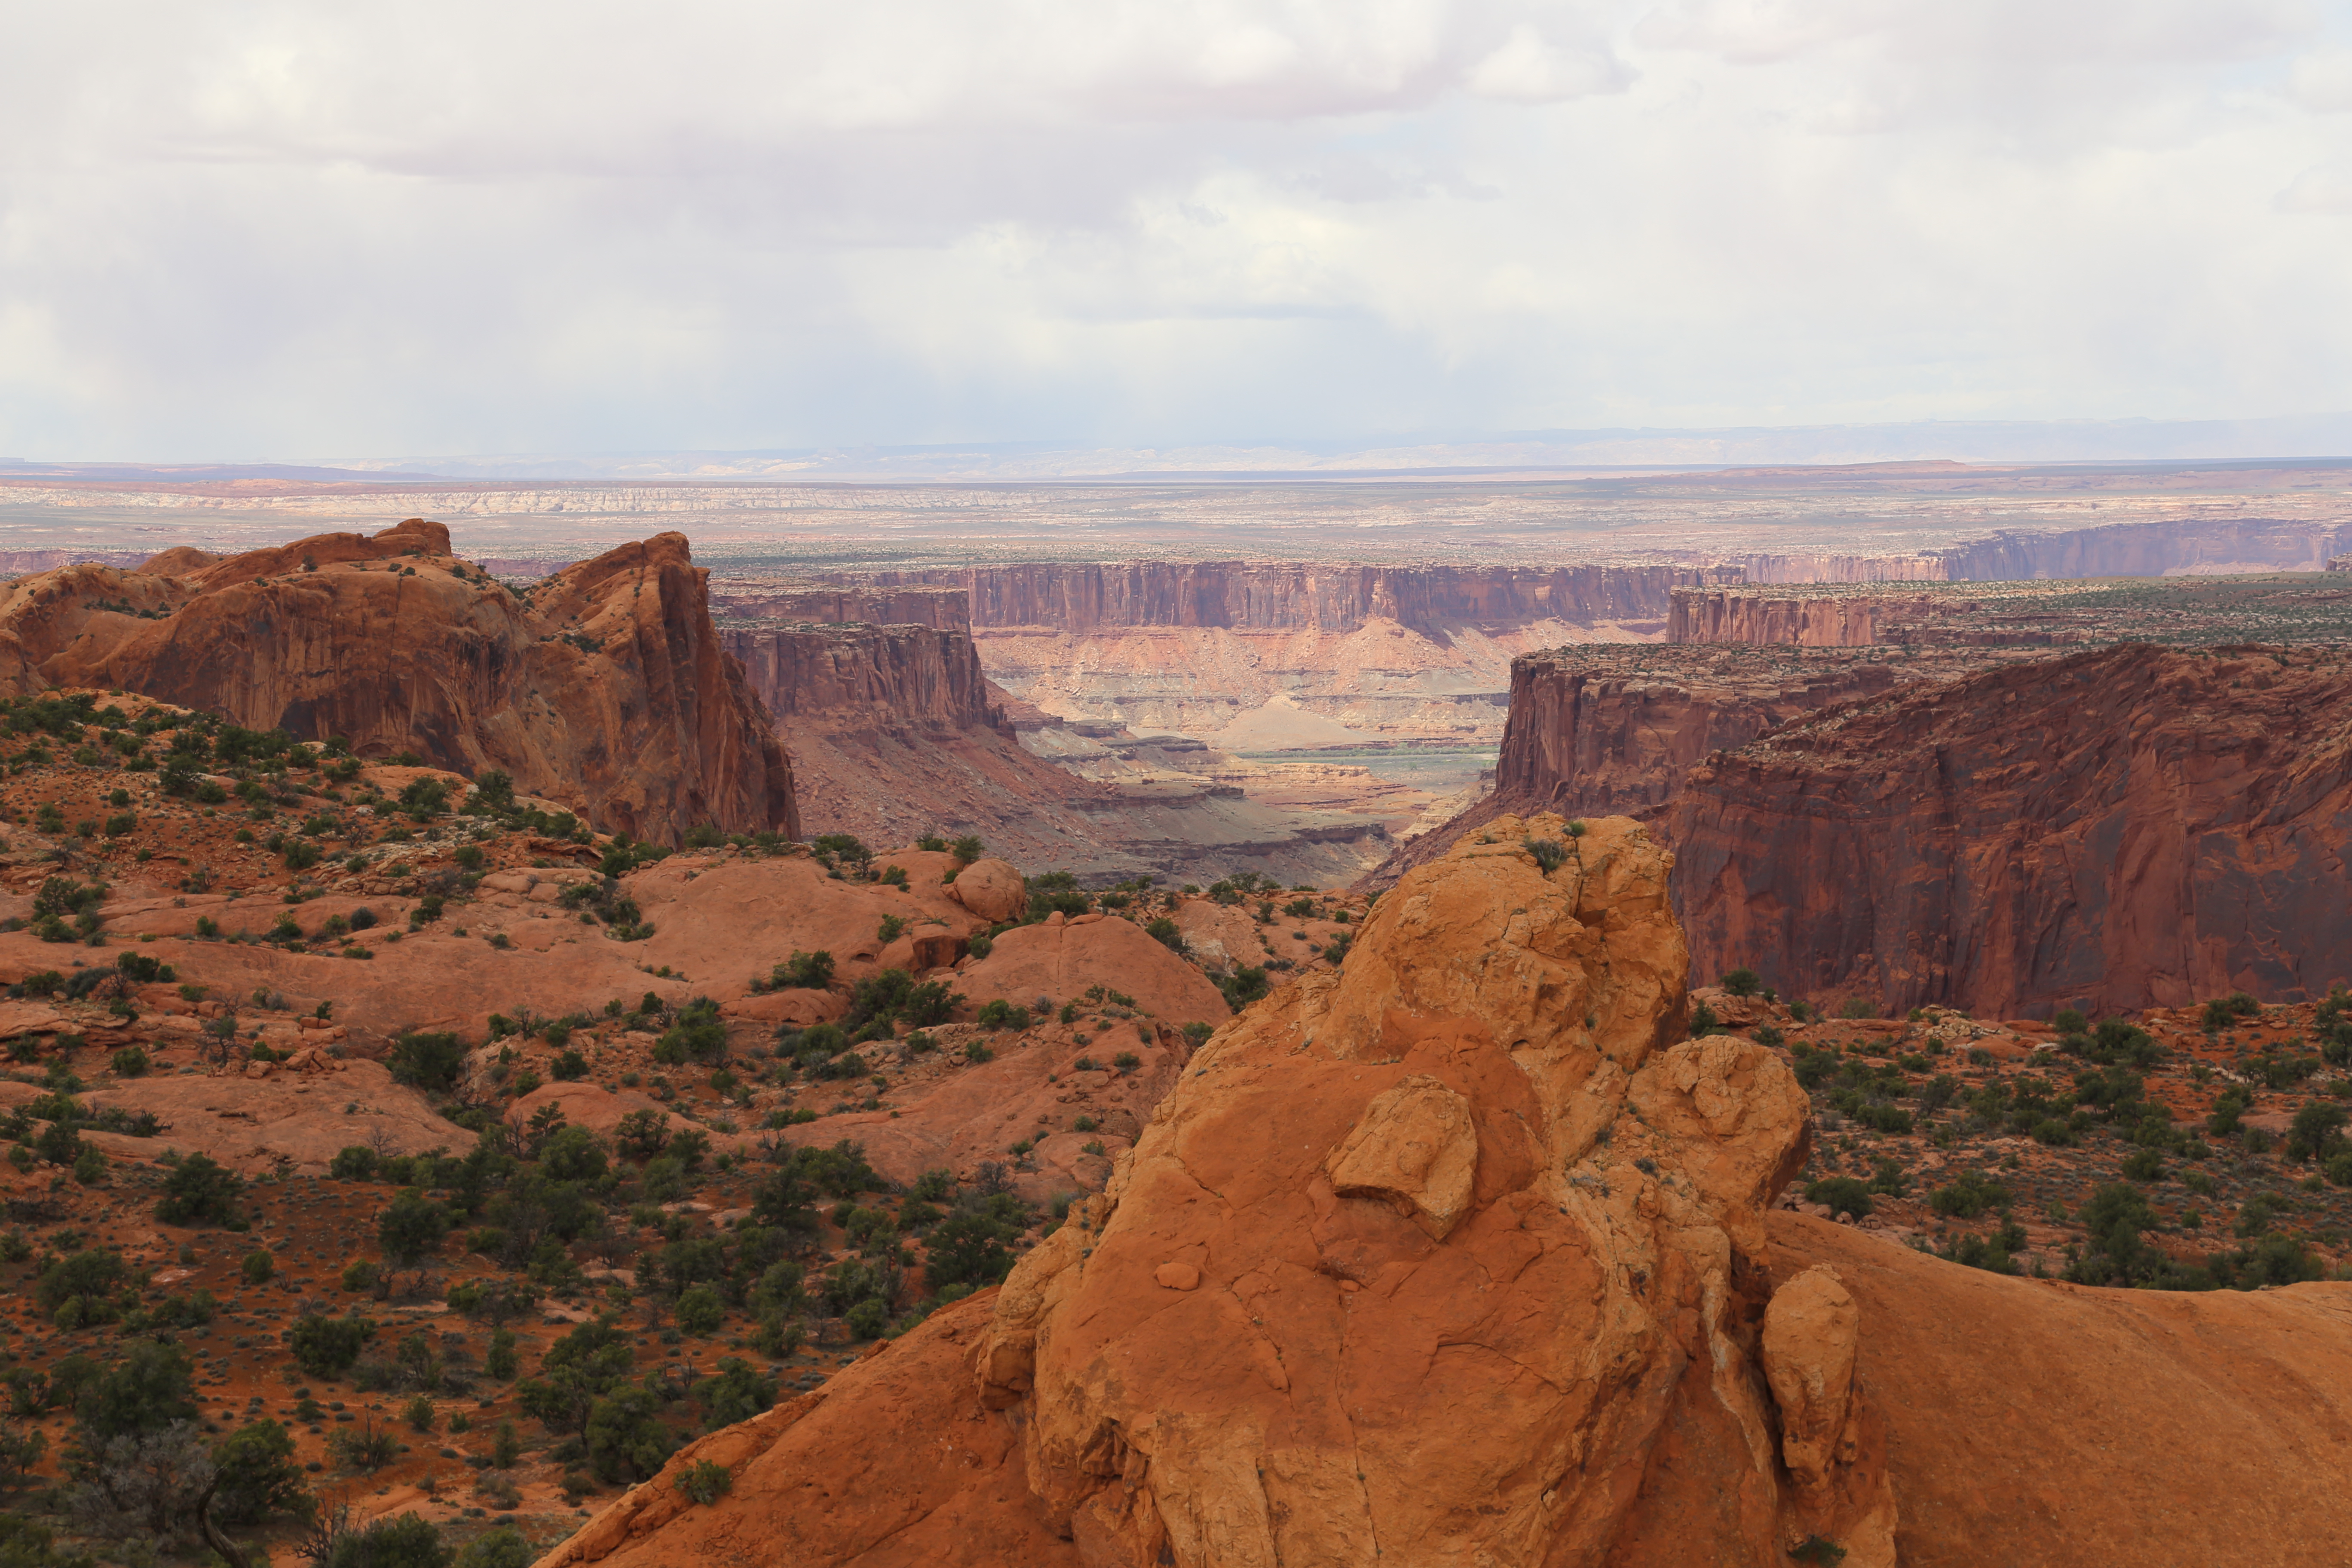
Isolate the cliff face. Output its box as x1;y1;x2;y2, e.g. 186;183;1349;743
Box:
1734;516;2352;585
1359;647;1910;890
1936;516;2351;581
1492;649;1903;812
0;518;796;843
1665;643;2352;1017
723;621;998;728
841;561;1742;634
1670;591;1942;647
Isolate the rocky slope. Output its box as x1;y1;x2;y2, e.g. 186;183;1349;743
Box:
535;812;2352;1568
1666;643;2352;1017
0;519;793;843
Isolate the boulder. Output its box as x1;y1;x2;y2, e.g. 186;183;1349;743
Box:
946;858;1026;923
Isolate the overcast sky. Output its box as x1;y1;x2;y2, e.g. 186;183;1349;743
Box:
3;0;2349;461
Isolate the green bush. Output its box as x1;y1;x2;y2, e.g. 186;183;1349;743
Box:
242;1249;276;1284
774;950;835;989
1926;1170;2011;1219
674;1284;723;1335
674;1458;733;1505
288;1313;377;1378
153;1150;245;1227
1803;1177;1874;1219
1721;967;1761;997
211;1416;314;1524
377;1188;451;1265
323;1512;450;1568
388;1030;466;1093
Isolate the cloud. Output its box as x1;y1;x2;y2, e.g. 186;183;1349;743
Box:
2279;163;2352;213
0;0;2347;459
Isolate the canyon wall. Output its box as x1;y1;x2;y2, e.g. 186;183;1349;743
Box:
1935;515;2352;581
0;519;796;843
1665;643;2352;1017
1358;646;1917;888
1734;515;2352;585
723;621;998;729
842;561;1742;635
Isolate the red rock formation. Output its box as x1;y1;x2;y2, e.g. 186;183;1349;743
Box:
1665;642;2352;1016
0;519;794;843
534;812;2352;1568
1358;646;1907;890
723;619;1000;731
817;561;1743;635
1670;589;1950;646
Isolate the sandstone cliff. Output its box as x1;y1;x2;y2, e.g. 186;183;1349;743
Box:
1358;646;1911;890
836;562;1742;635
0;518;795;843
1665;642;2352;1017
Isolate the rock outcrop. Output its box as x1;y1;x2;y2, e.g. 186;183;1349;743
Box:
545;814;1921;1567
0;519;794;843
534;809;2352;1568
1357;646;1915;891
1665;642;2352;1017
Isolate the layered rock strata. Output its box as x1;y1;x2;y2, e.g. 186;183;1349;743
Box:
0;518;794;842
1665;642;2352;1016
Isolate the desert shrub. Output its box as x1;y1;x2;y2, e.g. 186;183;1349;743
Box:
288;1313;377;1378
613;1108;672;1162
377;1188;451;1265
74;1340;196;1441
975;998;1030;1032
211;1416;313;1524
1926;1170;2012;1218
674;1458;733;1505
109;1046;149;1078
330;1145;380;1182
66;1421;210;1540
37;1248;132;1329
2202;991;2261;1031
153;1152;245;1228
674;1284;723;1335
585;1387;674;1484
322;1512;450;1568
1217;965;1270;1011
454;1529;529;1568
652;997;729;1065
1721;967;1761;997
1803;1177;1873;1219
2119;1147;2167;1182
694;1357;776;1431
2288;1101;2349;1164
242;1250;275;1284
388;1030;466;1093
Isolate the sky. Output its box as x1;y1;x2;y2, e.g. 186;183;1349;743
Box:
3;0;2350;462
